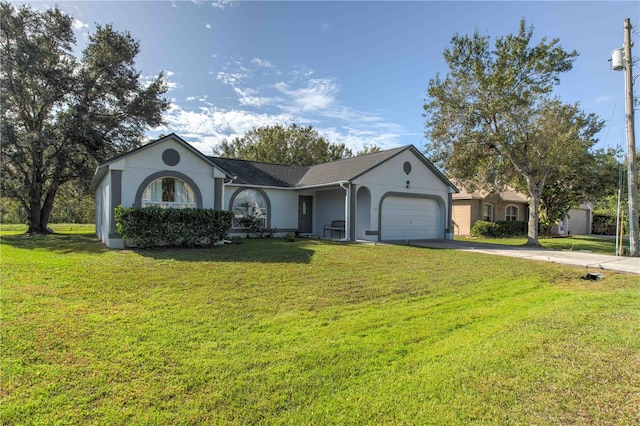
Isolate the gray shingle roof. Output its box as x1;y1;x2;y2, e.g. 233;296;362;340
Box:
208;157;308;187
207;145;413;188
296;146;409;186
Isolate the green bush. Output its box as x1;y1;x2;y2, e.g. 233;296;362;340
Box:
471;220;527;238
114;206;234;249
471;221;500;238
497;220;528;236
592;211;618;235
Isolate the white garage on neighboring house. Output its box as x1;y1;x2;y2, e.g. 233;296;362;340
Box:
554;203;593;235
90;133;458;248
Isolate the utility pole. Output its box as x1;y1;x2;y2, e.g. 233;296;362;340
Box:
623;18;639;256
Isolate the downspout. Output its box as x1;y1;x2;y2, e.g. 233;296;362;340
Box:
222;176;237;210
339;182;350;241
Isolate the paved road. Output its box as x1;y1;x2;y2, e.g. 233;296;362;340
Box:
406;240;640;275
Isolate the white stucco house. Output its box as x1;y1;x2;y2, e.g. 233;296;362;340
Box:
90;133;458;248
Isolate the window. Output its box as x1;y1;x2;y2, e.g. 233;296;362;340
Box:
505;205;519;222
142;177;195;208
232;189;268;228
482;203;494;222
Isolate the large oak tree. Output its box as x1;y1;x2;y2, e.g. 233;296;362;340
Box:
214;123;353;166
424;20;603;245
0;3;169;233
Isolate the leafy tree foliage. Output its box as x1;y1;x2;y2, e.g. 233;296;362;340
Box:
0;2;169;233
355;144;382;156
424;20;603;245
538;148;621;232
214;123;352;166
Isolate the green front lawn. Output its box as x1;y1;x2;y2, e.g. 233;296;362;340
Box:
2;226;639;424
456;234;620;254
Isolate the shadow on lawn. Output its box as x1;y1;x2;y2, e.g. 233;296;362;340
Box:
133;239;316;264
0;232;109;255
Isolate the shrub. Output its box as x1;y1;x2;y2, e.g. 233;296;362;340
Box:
114;206;234;249
471;220;527;238
236;213;266;238
496;220;527;237
592;211;618;235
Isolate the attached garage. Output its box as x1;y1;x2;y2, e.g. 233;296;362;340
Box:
380;196;442;240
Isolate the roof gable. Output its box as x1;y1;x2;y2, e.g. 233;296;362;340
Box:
90;133;224;190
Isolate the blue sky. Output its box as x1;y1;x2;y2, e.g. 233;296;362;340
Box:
28;1;640;155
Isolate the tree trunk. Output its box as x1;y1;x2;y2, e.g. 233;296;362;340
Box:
526;178;541;246
26;185;57;234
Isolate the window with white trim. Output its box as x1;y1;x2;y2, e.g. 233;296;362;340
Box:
482;203;494;222
505;205;519;222
142;177;195;208
232;189;267;228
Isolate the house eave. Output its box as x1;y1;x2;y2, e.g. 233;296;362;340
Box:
226;181;350;191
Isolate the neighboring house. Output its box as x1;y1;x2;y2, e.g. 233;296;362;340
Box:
90;133;458;248
451;181;592;236
451;183;529;236
551;202;593;236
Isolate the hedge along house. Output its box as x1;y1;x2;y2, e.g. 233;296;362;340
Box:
90;133;458;248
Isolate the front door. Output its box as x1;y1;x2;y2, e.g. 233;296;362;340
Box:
298;196;313;234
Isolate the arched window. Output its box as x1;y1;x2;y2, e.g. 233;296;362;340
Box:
505;205;519;222
482;203;494;222
231;189;268;228
142;177;195;208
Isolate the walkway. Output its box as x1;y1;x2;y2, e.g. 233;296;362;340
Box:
408;240;640;275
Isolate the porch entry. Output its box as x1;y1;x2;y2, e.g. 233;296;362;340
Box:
298;196;313;233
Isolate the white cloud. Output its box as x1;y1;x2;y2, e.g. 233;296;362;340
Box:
275;78;338;111
72;18;88;31
234;87;277;108
251;58;275;69
157;104;295;153
217;71;249;86
211;0;237;10
205;23;211;29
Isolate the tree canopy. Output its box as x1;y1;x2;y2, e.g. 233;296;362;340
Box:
0;2;169;233
214;123;353;166
424;20;603;244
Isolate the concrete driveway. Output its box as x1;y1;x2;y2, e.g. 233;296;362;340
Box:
406;240;640;275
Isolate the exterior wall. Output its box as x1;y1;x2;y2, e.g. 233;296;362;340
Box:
354;150;451;241
95;173;110;245
452;200;472;236
94;171;125;249
119;138;219;210
223;185;302;237
315;188;347;237
482;194;527;222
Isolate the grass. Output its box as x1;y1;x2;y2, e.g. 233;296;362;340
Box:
456;234;620;254
2;225;639;424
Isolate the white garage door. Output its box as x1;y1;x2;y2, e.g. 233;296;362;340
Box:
381;196;441;240
567;209;589;235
